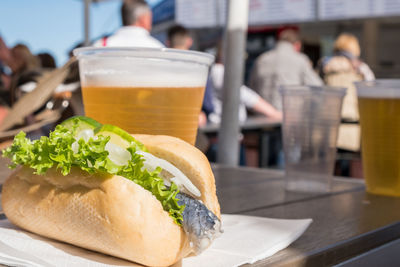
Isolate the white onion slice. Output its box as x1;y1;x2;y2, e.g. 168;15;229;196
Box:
71;141;79;154
105;142;132;166
72;129;95;154
77;129;94;142
136;151;201;197
87;159;93;167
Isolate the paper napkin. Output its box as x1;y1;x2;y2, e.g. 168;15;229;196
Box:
0;214;312;267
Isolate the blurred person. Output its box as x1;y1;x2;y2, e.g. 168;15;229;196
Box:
10;44;40;75
0;37;12;73
94;0;163;48
208;45;282;166
0;39;10;123
319;33;375;177
10;44;70;120
0;37;14;106
209;62;282;124
167;25;193;50
320;33;374;122
9;44;41;104
249;29;323;111
0;61;11;90
166;26;281;124
0;60;11;107
0;38;12;103
37;52;56;69
0;43;45;131
209;42;282;123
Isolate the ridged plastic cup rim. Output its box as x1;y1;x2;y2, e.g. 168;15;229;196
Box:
73;47;215;67
355;79;400;98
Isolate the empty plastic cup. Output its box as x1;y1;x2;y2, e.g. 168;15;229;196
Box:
280;85;346;192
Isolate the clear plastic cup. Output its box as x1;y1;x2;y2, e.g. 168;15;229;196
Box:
280;85;346;192
356;79;400;197
73;47;214;145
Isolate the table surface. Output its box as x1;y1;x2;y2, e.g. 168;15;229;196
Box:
212;165;400;266
2;160;400;266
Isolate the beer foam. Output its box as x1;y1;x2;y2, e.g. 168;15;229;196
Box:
356;80;400;98
79;56;209;88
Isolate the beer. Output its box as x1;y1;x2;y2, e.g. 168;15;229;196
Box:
358;97;400;196
82;86;205;145
74;47;213;146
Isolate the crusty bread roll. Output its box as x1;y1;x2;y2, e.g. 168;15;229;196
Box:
2;134;220;267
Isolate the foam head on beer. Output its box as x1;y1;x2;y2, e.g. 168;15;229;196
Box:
82;57;209;87
74;47;214;145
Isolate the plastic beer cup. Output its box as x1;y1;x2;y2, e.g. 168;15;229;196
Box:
356;80;400;197
73;47;214;145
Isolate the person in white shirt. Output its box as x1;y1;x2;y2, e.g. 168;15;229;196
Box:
209;63;282;124
166;25;281;124
94;0;164;48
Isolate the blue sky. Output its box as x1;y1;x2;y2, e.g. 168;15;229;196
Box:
0;0;162;66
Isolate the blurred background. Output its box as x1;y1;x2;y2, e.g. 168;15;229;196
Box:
0;0;161;65
1;0;399;174
1;0;399;79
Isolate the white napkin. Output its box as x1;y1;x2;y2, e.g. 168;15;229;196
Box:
0;214;311;267
183;215;312;267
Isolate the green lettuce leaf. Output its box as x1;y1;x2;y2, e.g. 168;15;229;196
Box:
2;124;184;225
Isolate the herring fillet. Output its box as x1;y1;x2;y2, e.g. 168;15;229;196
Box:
177;193;222;254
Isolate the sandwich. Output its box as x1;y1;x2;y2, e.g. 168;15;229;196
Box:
1;116;222;267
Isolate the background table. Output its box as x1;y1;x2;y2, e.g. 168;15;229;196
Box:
199;116;282;167
1;161;400;266
199;116;281;134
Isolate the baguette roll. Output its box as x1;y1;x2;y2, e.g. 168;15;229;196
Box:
2;134;220;267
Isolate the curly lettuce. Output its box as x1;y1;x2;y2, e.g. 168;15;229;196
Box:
2;125;184;225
